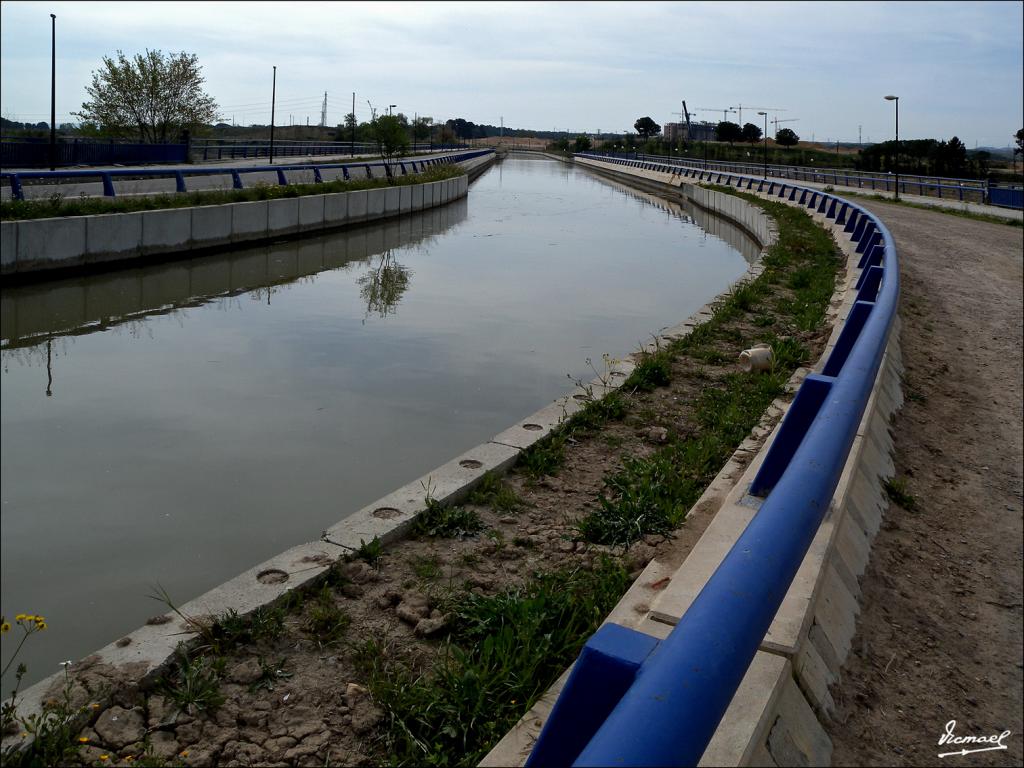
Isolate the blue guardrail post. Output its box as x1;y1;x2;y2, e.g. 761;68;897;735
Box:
524;623;660;768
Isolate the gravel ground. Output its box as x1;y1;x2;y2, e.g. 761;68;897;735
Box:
826;203;1023;766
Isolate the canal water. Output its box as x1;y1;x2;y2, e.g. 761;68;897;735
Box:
1;155;755;687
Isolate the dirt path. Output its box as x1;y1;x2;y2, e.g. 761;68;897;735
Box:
827;203;1023;766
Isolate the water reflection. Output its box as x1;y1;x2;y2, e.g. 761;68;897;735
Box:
1;200;467;353
358;250;412;320
581;171;763;264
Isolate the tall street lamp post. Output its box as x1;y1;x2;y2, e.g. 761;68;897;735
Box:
757;111;768;179
269;66;277;164
49;13;56;171
884;94;899;200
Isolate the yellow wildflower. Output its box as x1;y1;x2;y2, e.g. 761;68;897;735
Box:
180;751;189;757
78;736;90;743
0;621;10;634
99;756;109;762
15;614;27;621
37;622;48;631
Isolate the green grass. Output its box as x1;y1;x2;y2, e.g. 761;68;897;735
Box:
1;165;463;221
622;349;672;392
353;558;631;767
411;554;444;582
566;389;629;432
351;537;385;565
467;471;523;513
304;585;351;643
883;476;917;510
157;645;225;715
516;432;568;479
413;497;484;539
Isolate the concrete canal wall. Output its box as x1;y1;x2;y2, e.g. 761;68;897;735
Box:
0;152;494;278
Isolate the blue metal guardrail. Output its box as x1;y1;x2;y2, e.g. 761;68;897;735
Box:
589;150;1024;209
0;149;494;201
524;153;899;767
0;138;188;168
190;139;468;162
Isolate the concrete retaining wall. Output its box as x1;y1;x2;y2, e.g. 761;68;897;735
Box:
1;168;482;278
480;159;902;767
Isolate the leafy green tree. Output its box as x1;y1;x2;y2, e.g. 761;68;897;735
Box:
573;135;592;152
1015;128;1024;158
75;49;218;142
634;117;661;140
371;114;410;173
716;121;743;145
741;122;763;144
412;116;433;142
774;127;800;147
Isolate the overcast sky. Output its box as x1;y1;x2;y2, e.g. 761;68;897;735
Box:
1;1;1021;148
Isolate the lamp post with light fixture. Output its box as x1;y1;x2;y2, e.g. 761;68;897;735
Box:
757;111;768;178
884;95;899;200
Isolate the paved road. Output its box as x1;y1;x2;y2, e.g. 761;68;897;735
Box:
827;201;1023;766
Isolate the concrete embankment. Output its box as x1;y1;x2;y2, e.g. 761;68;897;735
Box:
0;152;494;279
482;157;902;767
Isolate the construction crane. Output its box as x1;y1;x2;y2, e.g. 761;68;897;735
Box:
695;107;736;122
670;100;694;140
732;104;786;126
771;117;800;133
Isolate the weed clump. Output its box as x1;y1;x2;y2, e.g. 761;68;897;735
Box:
467;471;522;513
413;497;484;539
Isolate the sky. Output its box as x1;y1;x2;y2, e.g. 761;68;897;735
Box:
1;0;1022;148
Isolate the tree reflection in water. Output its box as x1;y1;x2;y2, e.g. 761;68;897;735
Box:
358;249;411;320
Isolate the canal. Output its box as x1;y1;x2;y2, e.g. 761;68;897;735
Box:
1;155;756;687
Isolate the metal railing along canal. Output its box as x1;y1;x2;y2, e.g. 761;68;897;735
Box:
1;149;492;201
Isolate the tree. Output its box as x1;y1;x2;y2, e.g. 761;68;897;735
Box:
412;116;433;142
775;127;800;147
945;136;968;175
573;135;592;152
75;49;218;143
1015;128;1024;158
634;117;661;140
716;121;743;145
741;122;763;144
371;114;410;172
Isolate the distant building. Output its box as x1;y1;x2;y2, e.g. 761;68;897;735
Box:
664;120;717;143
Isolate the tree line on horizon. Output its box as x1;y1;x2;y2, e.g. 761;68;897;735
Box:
3;48;1020;180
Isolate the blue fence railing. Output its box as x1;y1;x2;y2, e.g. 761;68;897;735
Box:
1;139;188;169
190;139;467;162
524;154;900;767
587;150;1023;210
0;149;493;201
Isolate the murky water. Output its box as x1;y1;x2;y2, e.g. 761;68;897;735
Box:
1;155;755;687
